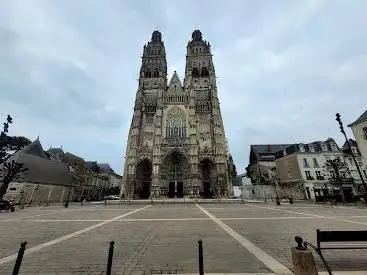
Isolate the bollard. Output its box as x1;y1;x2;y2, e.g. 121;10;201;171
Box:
12;241;27;275
198;240;204;275
104;199;107;206
292;236;317;275
290;198;294;204
106;241;114;275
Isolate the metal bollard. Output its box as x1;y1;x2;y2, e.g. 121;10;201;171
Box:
198;240;204;275
106;241;114;275
104;199;107;206
12;241;27;275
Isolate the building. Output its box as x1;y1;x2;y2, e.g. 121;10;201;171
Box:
275;138;358;201
237;173;251;186
348;109;367;163
247;144;291;185
4;139;74;204
341;139;367;192
122;30;230;199
48;149;121;201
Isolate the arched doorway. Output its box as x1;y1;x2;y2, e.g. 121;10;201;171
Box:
135;159;152;199
161;150;189;198
199;158;217;198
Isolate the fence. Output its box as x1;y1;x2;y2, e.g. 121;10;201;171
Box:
11;239;205;275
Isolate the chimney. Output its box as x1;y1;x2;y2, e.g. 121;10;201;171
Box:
267;144;272;152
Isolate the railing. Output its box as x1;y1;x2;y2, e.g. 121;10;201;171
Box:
11;239;205;275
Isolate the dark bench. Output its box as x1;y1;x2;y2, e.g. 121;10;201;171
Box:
296;230;367;274
317;229;367;251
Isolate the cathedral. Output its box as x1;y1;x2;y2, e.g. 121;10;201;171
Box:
122;30;233;199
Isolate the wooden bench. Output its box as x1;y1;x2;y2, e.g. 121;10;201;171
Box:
317;229;367;252
296;230;367;274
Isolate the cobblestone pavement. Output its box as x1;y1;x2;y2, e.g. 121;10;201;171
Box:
0;202;367;274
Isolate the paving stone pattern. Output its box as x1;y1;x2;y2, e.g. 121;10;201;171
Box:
0;202;366;274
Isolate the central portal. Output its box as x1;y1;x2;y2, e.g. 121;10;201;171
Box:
161;150;189;198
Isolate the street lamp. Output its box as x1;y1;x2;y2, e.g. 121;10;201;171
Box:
64;166;73;208
335;113;367;196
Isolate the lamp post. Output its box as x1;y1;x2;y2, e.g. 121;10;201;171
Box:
274;178;280;205
335;113;367;195
64;166;73;208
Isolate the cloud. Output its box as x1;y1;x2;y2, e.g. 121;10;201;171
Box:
0;0;366;174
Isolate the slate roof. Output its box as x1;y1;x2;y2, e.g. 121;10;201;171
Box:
342;139;358;150
98;163;114;174
22;138;49;159
168;71;182;87
47;147;64;155
85;161;100;173
10;139;71;186
250;144;292;164
348;109;367;127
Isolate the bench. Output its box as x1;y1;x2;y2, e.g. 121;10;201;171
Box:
317;229;367;252
296;230;367;274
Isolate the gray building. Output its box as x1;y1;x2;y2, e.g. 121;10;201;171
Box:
122;30;231;199
4;139;73;204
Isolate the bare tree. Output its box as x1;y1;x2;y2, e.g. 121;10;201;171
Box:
324;157;352;203
0;115;28;200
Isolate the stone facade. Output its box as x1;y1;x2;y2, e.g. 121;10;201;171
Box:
122;30;230;199
349;109;367;163
275;138;360;200
5;182;76;205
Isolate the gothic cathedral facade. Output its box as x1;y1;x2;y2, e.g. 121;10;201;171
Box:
122;30;232;199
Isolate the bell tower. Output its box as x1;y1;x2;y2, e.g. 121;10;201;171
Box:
123;30;167;199
184;30;229;197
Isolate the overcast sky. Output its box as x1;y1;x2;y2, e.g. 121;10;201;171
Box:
1;1;366;174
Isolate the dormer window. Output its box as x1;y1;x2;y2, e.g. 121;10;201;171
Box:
299;144;305;152
309;144;314;152
321;144;327;151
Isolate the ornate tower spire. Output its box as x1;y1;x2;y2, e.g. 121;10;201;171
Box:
140;30;167;80
184;30;215;89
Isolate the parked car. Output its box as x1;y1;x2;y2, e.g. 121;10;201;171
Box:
0;200;15;212
103;195;120;200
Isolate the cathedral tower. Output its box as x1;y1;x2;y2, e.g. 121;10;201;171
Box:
122;30;230;199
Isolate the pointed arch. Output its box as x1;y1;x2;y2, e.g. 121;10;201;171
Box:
160;149;190;198
192;67;199;78
153;69;159;77
145;70;152;78
201;67;209;77
135;158;152;199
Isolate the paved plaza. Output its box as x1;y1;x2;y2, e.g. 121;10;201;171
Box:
1;202;367;274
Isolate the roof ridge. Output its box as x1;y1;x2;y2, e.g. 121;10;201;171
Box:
348;109;367;127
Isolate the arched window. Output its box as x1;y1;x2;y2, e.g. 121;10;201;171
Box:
153;69;159;77
145;70;152;78
166;107;187;139
201;67;209;77
192;67;199;78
